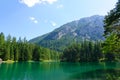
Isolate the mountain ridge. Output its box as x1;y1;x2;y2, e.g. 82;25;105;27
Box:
29;15;105;51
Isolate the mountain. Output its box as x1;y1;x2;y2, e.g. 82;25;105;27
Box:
29;15;105;52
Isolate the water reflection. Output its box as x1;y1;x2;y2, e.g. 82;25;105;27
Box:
0;62;120;80
63;62;120;80
0;62;64;80
70;69;120;80
60;62;105;74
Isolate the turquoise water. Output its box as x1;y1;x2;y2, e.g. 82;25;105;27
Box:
0;62;120;80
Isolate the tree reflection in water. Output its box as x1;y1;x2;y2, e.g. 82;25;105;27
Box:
70;69;120;80
0;62;120;80
68;62;120;80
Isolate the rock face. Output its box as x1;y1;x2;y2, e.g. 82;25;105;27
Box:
0;58;2;63
29;15;105;52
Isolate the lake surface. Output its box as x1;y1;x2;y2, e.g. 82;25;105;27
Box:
0;62;120;80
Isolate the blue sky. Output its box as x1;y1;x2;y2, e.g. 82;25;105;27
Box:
0;0;117;40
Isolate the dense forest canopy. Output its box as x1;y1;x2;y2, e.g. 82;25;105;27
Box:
62;41;102;62
0;32;60;61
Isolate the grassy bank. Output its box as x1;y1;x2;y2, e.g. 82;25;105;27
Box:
2;60;15;63
40;60;59;62
1;60;59;63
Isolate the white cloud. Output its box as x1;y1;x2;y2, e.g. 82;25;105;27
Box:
34;20;38;24
43;0;57;4
29;17;38;24
19;0;41;7
19;0;58;7
50;21;57;27
30;17;35;20
57;4;63;8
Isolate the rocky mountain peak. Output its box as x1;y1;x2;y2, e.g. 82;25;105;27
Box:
29;15;105;51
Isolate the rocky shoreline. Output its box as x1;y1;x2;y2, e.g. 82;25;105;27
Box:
0;58;2;63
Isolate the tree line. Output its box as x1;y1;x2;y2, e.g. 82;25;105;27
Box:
62;0;120;62
61;41;103;62
0;33;60;61
61;39;120;62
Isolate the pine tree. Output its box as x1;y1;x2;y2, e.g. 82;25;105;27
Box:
104;0;120;36
32;46;41;61
103;0;120;61
0;32;5;57
102;33;120;61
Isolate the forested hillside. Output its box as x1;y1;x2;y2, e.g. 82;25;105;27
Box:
30;15;104;52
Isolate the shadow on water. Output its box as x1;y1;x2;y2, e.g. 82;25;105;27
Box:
66;62;120;80
69;69;120;80
60;62;104;73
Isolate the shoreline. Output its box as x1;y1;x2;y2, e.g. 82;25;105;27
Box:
1;60;60;63
2;60;15;63
0;58;2;64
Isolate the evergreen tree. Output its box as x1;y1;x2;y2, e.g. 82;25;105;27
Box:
3;35;12;60
102;33;120;61
103;0;120;61
3;44;10;60
63;43;80;62
0;32;5;57
93;41;102;61
32;46;41;61
0;32;60;61
62;41;102;62
14;46;19;61
104;0;120;36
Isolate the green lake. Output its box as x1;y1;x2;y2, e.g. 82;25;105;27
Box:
0;62;120;80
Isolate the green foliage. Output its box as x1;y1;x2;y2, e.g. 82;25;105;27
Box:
0;32;60;61
103;0;120;61
102;33;119;54
62;44;80;62
32;46;41;61
102;33;120;61
104;0;120;36
3;44;10;60
62;41;102;62
0;32;5;57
